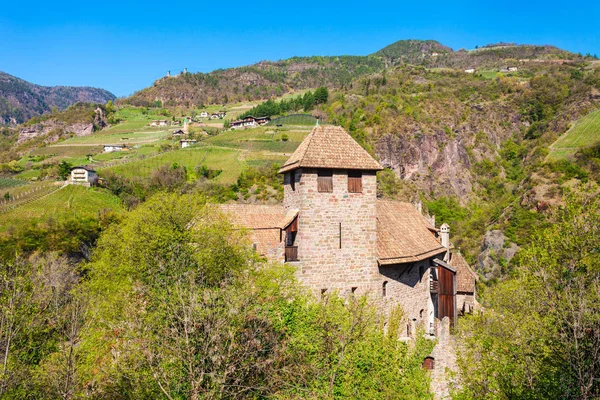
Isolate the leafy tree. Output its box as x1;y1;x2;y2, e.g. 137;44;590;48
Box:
314;86;330;104
456;187;600;399
57;160;72;180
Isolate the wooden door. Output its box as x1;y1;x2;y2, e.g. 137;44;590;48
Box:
437;265;456;325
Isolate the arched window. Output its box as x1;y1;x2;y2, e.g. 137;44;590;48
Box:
382;281;388;298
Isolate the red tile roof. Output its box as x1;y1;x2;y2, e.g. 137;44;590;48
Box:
376;200;446;265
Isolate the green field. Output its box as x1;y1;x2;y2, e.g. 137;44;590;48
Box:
0;185;123;232
268;114;320;126
547;109;600;161
105;146;244;184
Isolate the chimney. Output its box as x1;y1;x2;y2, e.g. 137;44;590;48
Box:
184;67;187;74
440;223;450;249
167;70;171;77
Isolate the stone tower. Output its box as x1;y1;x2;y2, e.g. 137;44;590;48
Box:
278;126;383;296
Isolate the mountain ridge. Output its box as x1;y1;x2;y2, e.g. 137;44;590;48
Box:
124;39;593;108
0;71;116;125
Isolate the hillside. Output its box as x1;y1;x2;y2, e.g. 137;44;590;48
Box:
0;71;116;125
125;55;385;108
4;40;600;280
124;40;592;109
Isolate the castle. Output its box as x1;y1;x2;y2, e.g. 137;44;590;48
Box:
221;125;477;336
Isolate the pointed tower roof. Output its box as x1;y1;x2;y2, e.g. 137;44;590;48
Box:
278;125;383;174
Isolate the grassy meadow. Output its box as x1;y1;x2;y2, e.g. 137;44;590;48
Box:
547;109;600;161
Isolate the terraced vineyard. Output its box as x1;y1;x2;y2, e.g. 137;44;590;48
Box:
0;177;29;189
105;146;244;184
0;181;64;212
0;185;123;232
547;109;600;161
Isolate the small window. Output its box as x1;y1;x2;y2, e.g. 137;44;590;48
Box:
321;288;328;298
351;287;357;295
382;281;388;298
419;266;424;283
317;170;333;193
348;170;362;193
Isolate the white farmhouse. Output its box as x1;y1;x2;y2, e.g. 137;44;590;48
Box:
69;166;98;187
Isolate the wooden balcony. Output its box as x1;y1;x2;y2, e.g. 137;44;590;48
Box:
430;280;439;293
285;246;299;262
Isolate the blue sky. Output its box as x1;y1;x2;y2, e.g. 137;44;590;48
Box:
1;0;598;97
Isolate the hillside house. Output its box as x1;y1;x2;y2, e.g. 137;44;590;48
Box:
180;139;197;148
68;166;98;187
229;115;271;130
464;68;476;74
210;111;226;120
220;126;477;336
149;120;169;127
103;144;128;153
200;111;209;118
172;129;184;136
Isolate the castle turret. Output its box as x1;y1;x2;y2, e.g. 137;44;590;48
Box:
278;125;383;295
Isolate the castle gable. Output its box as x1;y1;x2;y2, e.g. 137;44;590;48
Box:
278;125;383;173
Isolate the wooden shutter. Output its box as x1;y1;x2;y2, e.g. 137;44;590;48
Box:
317;170;333;193
348;171;362;193
437;265;456;326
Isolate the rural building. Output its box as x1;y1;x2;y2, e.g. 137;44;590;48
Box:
229;115;271;129
210;111;227;120
180;139;197;148
220;126;477;337
103;144;128;153
172;129;184;136
499;66;518;73
464;68;476;74
199;111;209;118
68;166;98;187
149;120;169;127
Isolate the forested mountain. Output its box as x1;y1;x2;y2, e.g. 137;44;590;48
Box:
0;71;115;125
124;40;593;108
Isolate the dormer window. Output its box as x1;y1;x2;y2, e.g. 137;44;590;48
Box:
348;170;362;193
317;170;333;193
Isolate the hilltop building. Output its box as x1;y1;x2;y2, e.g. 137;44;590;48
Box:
68;166;98;187
220;126;477;336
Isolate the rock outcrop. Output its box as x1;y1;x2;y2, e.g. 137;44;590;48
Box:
477;230;519;279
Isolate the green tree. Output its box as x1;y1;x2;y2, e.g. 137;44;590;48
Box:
314;86;330;104
57;160;72;180
456;187;600;399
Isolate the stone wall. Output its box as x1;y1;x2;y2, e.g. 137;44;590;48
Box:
285;168;379;296
430;317;460;399
283;167;438;336
456;293;476;315
378;259;434;335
